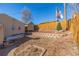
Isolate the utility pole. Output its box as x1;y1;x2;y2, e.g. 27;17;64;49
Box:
64;3;66;20
64;3;68;30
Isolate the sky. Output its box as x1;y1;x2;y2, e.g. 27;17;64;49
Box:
0;3;72;24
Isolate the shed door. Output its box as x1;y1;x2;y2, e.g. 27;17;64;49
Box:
0;25;4;45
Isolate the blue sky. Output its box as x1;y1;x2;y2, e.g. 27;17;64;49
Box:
0;3;72;24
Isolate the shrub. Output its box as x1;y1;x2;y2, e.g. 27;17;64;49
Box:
56;22;62;31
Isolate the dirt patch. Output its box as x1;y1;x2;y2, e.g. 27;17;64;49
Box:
8;45;46;56
45;35;79;56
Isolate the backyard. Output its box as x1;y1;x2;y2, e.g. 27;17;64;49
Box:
0;30;79;56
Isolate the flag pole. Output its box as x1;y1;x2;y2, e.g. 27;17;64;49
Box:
64;3;66;20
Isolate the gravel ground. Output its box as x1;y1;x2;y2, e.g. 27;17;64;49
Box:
0;31;79;56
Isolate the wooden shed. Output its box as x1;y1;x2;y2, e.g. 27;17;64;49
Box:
25;22;34;32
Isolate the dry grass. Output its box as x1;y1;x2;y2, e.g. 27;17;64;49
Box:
7;31;79;56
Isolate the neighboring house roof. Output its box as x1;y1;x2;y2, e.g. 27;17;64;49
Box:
0;13;25;25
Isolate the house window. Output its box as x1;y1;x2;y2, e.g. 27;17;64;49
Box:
18;26;21;30
12;27;14;30
12;25;15;30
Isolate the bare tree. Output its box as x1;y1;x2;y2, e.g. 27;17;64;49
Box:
68;3;79;14
66;3;79;19
21;7;32;24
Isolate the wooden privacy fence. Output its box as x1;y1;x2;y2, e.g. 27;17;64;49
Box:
70;13;79;48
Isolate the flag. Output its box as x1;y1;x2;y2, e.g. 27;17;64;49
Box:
56;8;63;21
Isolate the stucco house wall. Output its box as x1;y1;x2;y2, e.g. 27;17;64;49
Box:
0;14;25;41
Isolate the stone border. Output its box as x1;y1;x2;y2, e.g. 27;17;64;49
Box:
8;44;47;56
31;45;47;56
